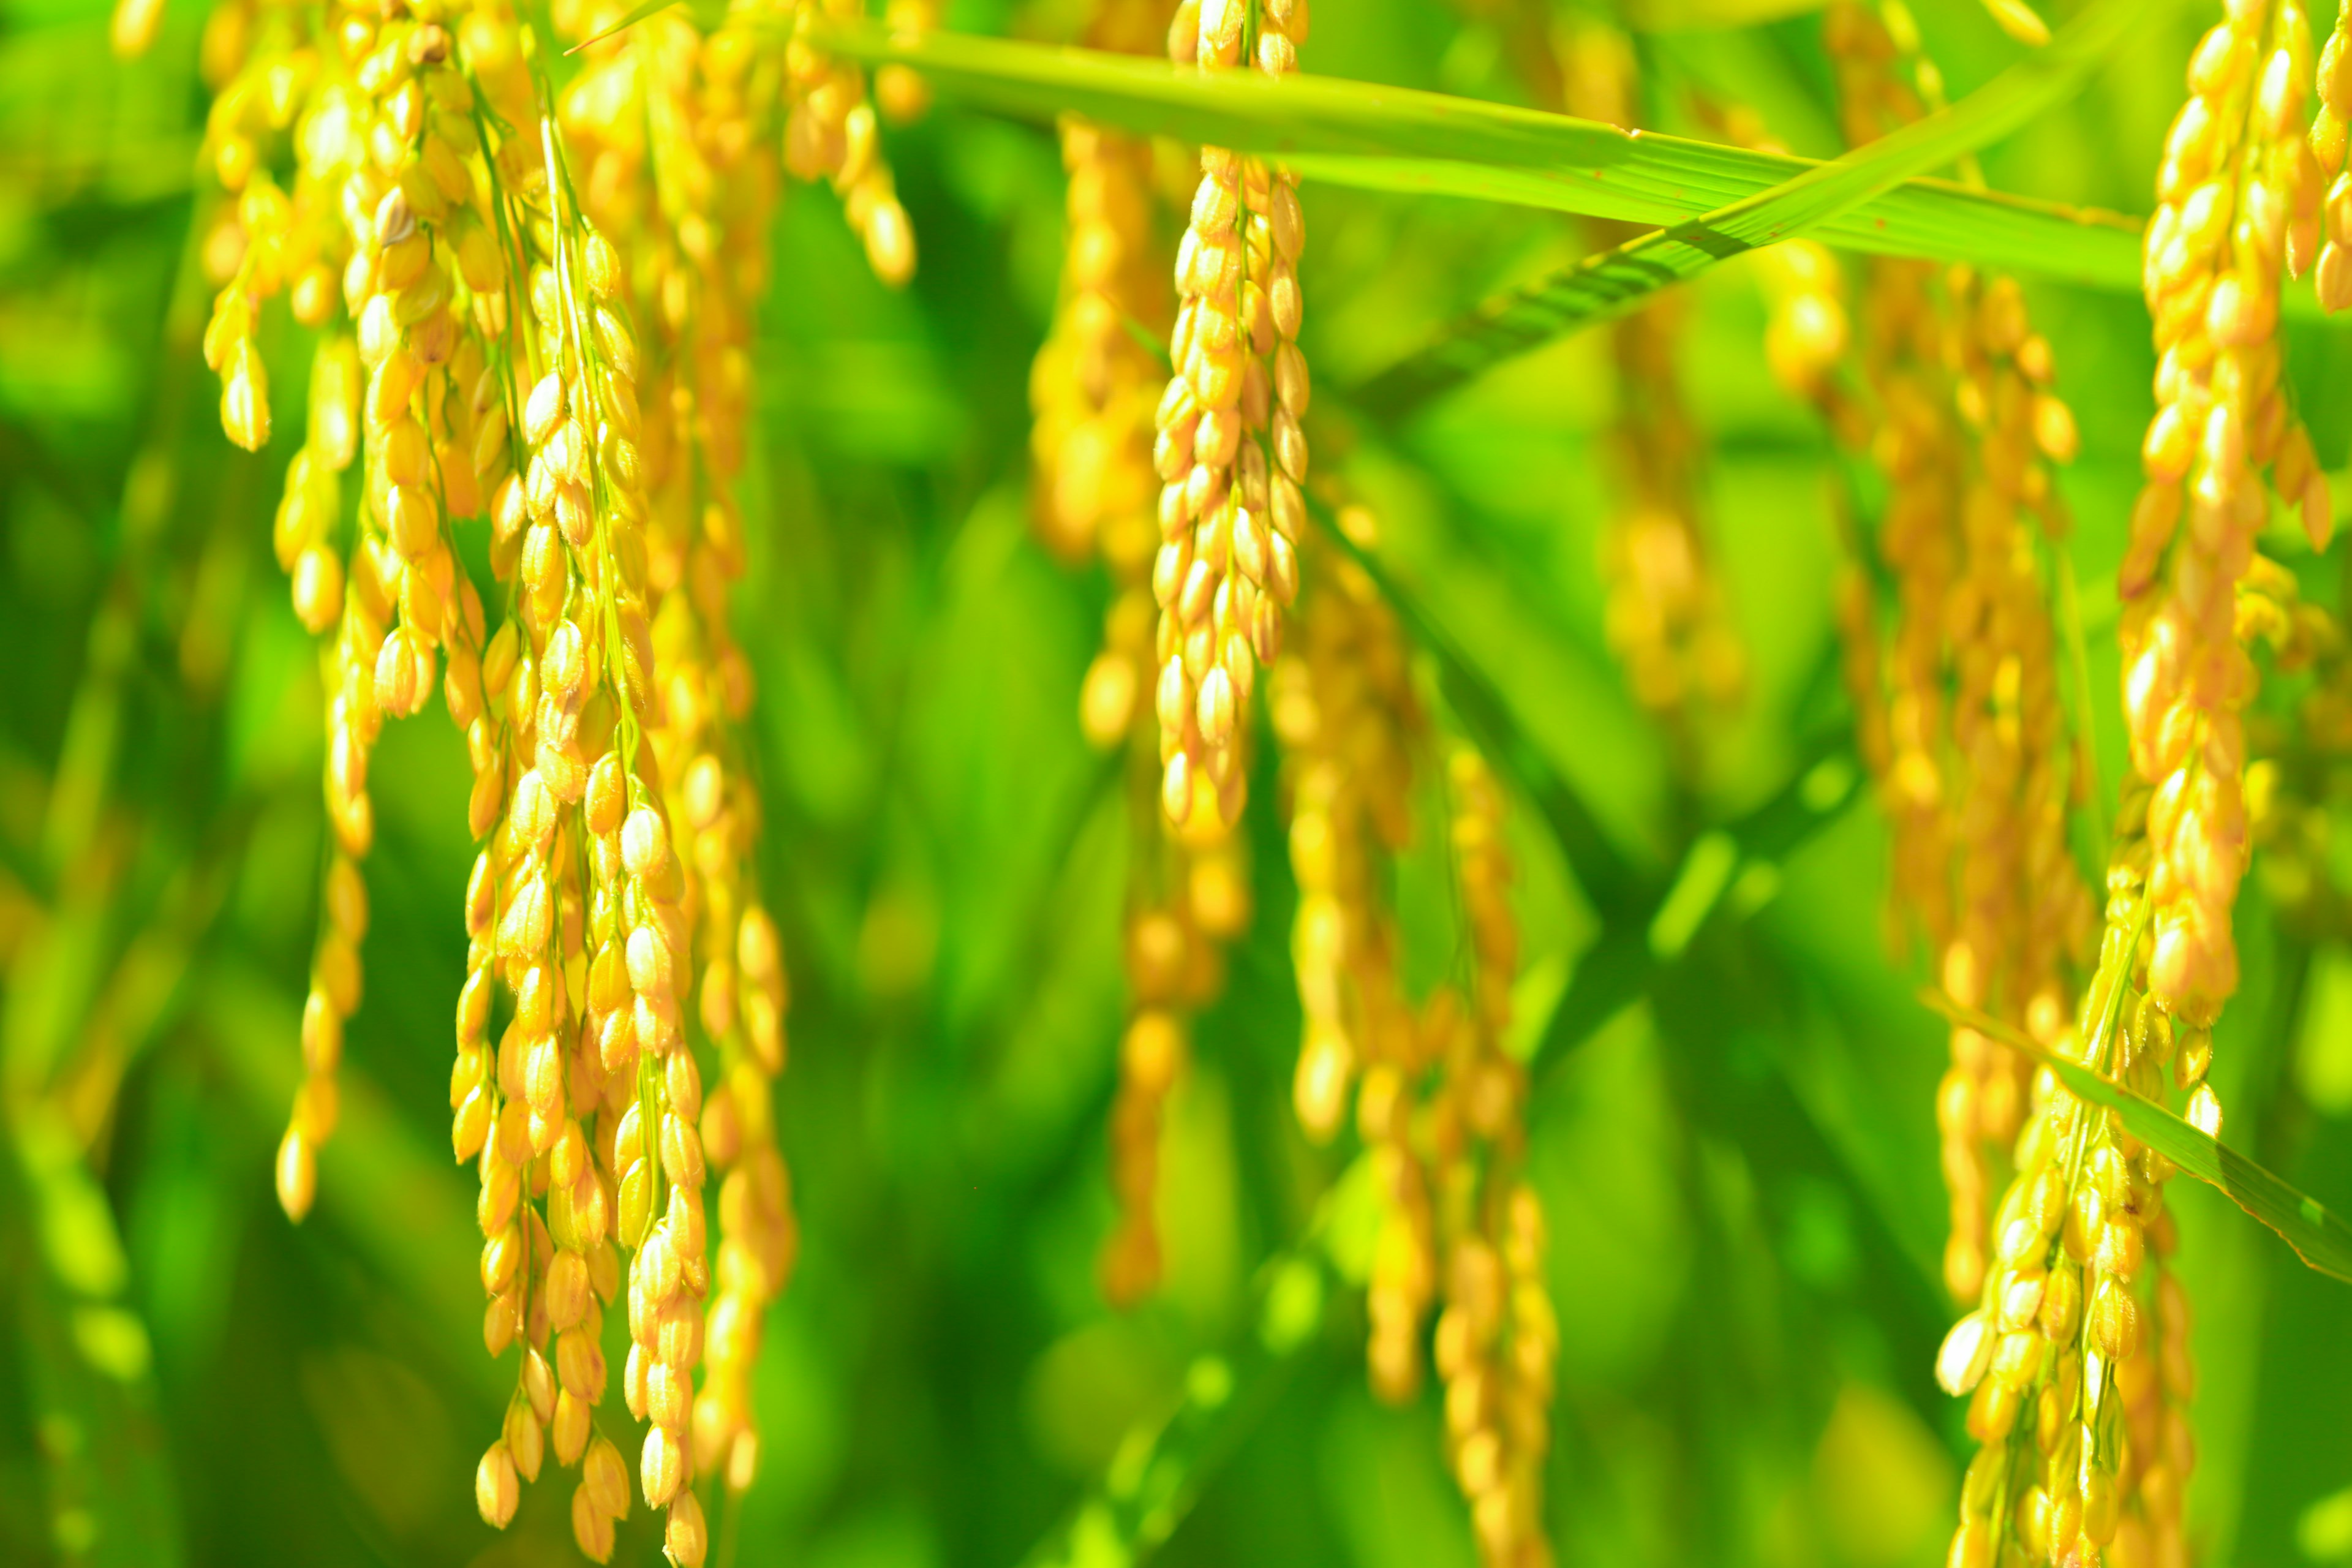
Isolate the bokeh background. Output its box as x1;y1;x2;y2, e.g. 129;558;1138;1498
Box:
4;0;2352;1564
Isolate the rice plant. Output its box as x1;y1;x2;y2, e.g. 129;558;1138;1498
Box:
4;0;2352;1564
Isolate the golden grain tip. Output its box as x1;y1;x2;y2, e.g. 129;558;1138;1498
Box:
475;1440;519;1528
1980;0;2050;46
641;1422;686;1507
571;1481;616;1562
274;1125;317;1221
109;0;168;56
666;1488;710;1567
1936;1309;1994;1396
221;340;271;451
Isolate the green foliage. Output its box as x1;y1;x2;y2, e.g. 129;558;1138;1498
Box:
815;17;2153;298
1351;0;2152;413
1926;990;2352;1286
4;0;2352;1566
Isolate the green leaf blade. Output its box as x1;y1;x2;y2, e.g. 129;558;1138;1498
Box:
1347;0;2155;416
1313;512;1645;910
1922;992;2352;1286
807;21;2150;306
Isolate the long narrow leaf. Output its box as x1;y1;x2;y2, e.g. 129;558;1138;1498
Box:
1311;496;1867;1049
1012;746;1879;1566
808;21;1645;171
1534;738;1864;1073
6;1107;185;1568
565;0;707;52
1280;153;2141;283
1922;991;2352;1285
1314;516;1643;910
1347;0;2148;415
1020;1253;1335;1568
198;963;503;1403
1648;969;1953;1421
1624;0;1828;25
804;21;2144;288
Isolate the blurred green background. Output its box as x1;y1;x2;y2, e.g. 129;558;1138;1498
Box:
4;0;2352;1564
